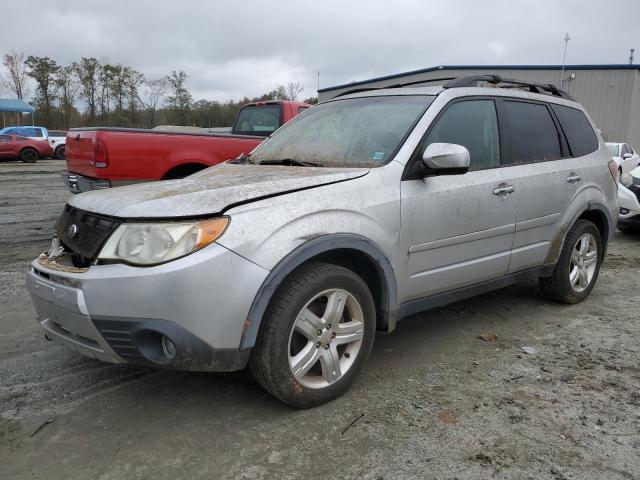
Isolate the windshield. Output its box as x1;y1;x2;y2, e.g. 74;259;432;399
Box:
607;144;620;157
232;104;282;137
249;95;434;167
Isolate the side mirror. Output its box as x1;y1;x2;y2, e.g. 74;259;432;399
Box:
422;143;470;175
622;153;633;160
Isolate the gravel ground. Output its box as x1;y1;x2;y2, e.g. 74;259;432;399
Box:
1;160;639;480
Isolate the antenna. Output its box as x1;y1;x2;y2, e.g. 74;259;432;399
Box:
630;48;635;65
560;33;571;87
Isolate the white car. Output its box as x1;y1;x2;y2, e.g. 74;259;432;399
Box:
606;142;639;176
47;130;67;159
618;166;640;232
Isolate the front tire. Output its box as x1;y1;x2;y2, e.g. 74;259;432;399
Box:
20;148;38;163
539;219;603;304
250;262;376;408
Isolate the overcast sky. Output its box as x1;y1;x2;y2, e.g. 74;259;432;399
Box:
2;0;639;101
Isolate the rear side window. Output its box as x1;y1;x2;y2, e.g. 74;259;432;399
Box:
551;104;598;157
424;99;500;170
503;101;562;164
0;135;10;142
26;128;43;137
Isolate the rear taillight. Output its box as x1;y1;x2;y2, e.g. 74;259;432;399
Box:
94;137;109;168
608;159;619;186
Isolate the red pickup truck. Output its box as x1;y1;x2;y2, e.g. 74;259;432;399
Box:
64;100;310;192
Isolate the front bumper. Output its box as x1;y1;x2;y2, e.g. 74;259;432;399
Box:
26;243;269;371
64;171;111;193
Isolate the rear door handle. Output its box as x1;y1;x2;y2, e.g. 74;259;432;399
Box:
493;184;515;196
566;173;582;184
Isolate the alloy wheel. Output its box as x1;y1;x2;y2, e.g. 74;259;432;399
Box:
569;233;598;292
287;288;364;389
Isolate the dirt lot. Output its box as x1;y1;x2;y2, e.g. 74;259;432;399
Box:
1;160;639;480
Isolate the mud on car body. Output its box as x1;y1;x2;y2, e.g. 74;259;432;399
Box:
27;75;618;407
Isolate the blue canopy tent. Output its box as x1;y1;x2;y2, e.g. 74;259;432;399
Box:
0;98;35;127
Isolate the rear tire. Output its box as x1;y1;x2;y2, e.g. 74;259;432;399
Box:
539;219;603;304
55;146;65;160
250;262;376;408
20;148;38;163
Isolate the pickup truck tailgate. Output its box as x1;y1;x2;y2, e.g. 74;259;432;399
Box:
66;131;99;178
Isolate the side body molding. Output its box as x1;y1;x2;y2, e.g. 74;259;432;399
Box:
240;234;398;349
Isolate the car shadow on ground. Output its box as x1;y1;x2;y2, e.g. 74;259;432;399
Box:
96;280;546;415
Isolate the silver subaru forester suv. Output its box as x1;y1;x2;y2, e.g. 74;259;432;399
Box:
27;76;618;408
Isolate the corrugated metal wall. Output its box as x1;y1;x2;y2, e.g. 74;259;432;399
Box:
319;67;640;148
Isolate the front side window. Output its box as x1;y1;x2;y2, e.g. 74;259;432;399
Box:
551;104;598;157
423;99;500;170
232;104;282;136
504;101;562;164
250;95;434;167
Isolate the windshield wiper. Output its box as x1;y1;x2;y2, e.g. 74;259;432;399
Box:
228;153;252;164
258;159;323;167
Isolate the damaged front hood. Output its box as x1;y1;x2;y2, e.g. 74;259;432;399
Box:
68;163;369;218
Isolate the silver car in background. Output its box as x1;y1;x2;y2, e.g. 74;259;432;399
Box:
26;75;618;407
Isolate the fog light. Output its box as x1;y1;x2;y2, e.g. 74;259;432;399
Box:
161;335;177;360
620;208;630;215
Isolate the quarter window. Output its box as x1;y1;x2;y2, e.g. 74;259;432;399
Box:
550;104;598;157
504;101;562;164
424;99;500;170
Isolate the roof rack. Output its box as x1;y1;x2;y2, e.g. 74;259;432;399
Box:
334;77;456;97
443;75;574;100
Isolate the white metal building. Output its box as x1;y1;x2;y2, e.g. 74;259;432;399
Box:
318;65;640;148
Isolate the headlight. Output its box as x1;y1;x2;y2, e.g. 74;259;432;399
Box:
98;217;229;266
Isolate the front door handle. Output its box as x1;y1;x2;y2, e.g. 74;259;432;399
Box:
566;173;582;184
493;184;515;196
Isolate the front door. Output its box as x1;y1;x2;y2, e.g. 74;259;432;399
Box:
0;135;12;157
400;98;516;303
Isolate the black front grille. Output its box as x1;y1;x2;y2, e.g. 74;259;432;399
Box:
56;205;121;260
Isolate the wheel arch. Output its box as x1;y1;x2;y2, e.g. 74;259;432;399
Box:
162;162;209;180
241;234;398;349
545;201;613;265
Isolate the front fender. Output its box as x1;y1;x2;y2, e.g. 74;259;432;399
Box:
240;234;398;349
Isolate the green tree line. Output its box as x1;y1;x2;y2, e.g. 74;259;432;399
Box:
0;51;317;130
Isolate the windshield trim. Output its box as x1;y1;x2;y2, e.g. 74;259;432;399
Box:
249;94;436;168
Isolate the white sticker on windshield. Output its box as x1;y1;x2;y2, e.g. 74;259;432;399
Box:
371;151;385;161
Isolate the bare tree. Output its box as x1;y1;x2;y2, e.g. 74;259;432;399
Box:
1;51;30;99
123;67;145;122
285;81;304;101
138;77;168;127
55;65;78;129
75;57;100;121
166;70;193;125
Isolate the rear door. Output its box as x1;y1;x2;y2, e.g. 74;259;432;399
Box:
400;98;517;302
503;100;596;273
